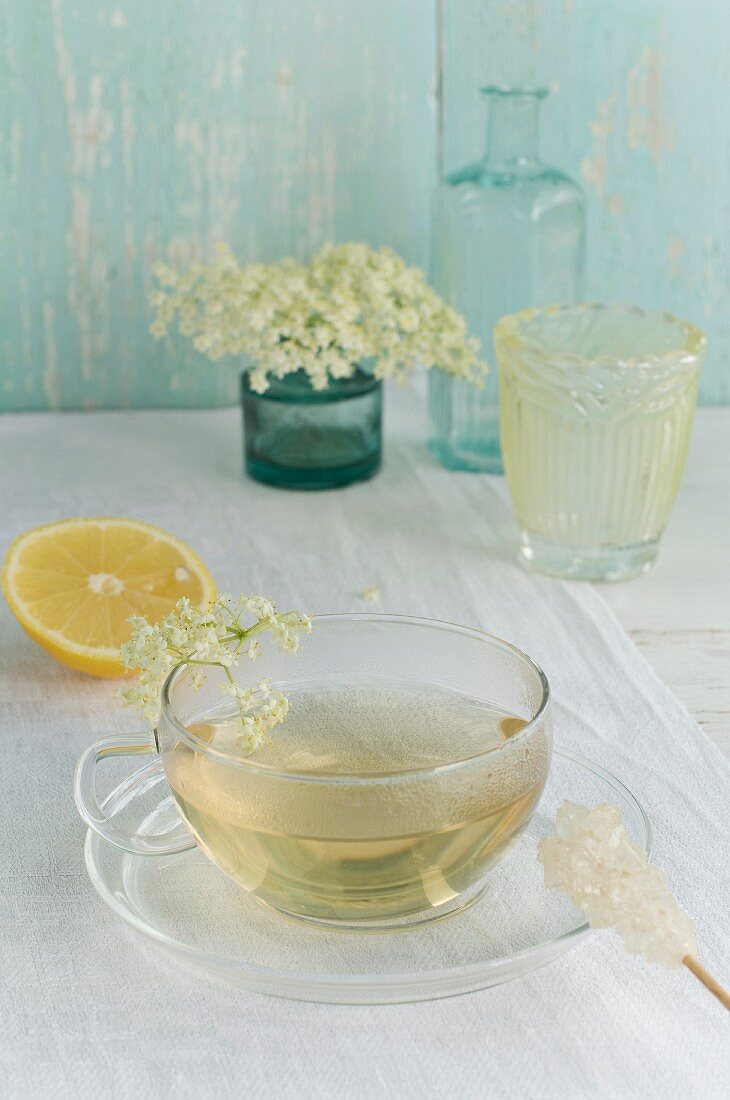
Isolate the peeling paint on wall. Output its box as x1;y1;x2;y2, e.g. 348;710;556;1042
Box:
702;236;726;318
42;302;59;408
442;0;729;403
605;194;625;217
626;45;675;162
580;94;617;199
1;0;728;408
665;236;686;279
1;0;436;411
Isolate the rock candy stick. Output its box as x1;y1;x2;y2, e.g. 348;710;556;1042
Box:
538;802;729;1011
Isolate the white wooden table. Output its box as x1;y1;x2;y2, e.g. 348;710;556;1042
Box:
600;408;729;757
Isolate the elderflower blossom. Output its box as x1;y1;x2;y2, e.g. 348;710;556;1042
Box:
360;585;381;603
538;802;697;968
118;593;311;755
149;242;487;392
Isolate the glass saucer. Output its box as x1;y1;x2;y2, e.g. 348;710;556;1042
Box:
84;750;650;1005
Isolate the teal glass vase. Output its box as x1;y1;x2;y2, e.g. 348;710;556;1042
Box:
242;368;382;490
428;86;586;473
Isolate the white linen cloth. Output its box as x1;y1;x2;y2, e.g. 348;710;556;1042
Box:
0;387;728;1100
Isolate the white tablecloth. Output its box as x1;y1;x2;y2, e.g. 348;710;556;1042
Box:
1;388;728;1099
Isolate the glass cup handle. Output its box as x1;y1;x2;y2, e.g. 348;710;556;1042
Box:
74;734;196;855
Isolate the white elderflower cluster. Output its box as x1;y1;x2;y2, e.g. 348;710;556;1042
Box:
149;242;487;392
119;594;311;755
359;584;381;603
538;802;697;968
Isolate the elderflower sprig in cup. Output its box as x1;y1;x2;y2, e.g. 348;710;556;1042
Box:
75;614;552;933
118;593;311;754
73;592;311;857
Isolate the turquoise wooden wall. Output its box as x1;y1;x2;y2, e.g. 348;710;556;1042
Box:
1;0;728;410
443;0;730;406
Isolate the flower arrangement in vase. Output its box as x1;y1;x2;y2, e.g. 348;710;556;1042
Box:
150;243;486;489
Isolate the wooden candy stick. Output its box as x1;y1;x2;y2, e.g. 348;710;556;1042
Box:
683;956;730;1012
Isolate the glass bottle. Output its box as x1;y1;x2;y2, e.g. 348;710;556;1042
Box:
428;86;586;473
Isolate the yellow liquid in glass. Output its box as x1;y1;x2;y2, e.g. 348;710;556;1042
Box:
166;681;547;923
496;305;703;579
500;368;698;550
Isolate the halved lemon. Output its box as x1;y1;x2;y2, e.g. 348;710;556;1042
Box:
1;517;216;678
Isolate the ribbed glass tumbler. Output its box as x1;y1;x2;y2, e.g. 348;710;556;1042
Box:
496;304;706;581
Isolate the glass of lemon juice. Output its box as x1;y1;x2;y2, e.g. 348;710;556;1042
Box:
76;615;551;932
496;304;706;581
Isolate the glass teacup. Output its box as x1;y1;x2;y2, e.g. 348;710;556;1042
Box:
75;615;551;931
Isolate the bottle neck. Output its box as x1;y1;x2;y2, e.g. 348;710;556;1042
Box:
483;94;542;167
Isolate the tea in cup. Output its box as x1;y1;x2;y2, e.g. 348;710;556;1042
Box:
76;615;551;931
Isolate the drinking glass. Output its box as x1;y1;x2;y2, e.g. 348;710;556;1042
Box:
496;304;706;581
75;615;551;933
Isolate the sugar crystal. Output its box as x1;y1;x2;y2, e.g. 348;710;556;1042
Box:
538;802;696;968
